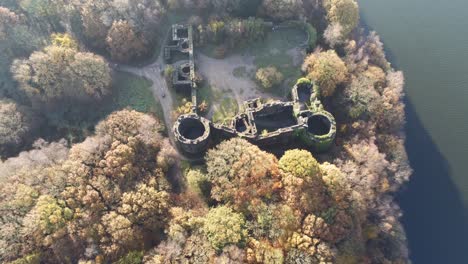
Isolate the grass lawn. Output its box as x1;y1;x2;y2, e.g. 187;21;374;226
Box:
112;71;164;122
244;27;306;97
212;97;239;125
197;84;214;114
199;27;307;98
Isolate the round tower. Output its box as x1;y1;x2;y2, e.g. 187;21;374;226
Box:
173;114;211;154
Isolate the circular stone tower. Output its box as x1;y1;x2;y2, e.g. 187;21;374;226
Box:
173;114;211;154
302;111;337;152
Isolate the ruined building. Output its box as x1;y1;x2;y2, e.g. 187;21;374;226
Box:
165;24;336;155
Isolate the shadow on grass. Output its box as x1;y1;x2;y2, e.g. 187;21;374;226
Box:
397;99;468;264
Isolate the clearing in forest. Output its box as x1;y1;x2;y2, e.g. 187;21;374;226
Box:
197;26;308;121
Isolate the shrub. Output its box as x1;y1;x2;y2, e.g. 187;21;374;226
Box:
256;66;284;89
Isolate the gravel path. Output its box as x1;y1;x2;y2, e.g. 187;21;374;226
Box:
197;54;280;106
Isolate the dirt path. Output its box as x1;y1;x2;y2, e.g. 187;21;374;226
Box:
116;28;179;145
197;54;280;106
118;63;175;143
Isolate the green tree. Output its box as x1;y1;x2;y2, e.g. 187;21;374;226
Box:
302;50;348;97
202;206;247;251
279;149;320;179
186;169;210;197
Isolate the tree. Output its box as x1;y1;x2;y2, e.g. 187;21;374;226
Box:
79;0;165;50
60;110;170;260
205;138;281;212
256;66;284;89
286;232;337;263
79;1;109;49
323;0;359;37
186;169;210;197
0;7;44;100
278;149;320;179
106;20;148;63
302;50;348;97
248;204;300;242
260;0;304;21
11;43;111;102
324;23;344;47
0;100;36;155
202;206;247;251
247;239;284;263
100;211;142;255
0;7;19;40
50;33;78;49
18;0;67;30
279;149;329;215
340;74;381;120
22;195;73;246
378;71;406;132
95;109;163;145
118;184;171;230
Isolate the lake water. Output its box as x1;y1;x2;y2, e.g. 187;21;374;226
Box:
359;0;468;262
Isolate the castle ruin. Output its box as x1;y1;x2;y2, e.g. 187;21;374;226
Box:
165;24;336;155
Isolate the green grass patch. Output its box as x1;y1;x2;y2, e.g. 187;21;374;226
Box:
112;71;164;121
246;28;306;97
212;97;238;124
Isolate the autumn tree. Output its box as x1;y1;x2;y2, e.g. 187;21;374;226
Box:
106;20;148;63
205;138;281;212
247;239;284;263
22;195;73;246
378;71;406;132
323;0;359;37
78;0;164;52
18;0;68;30
279;149;329;215
11;40;111;102
0;100;36;156
79;1;109;49
0;7;44;99
0;139;69;262
324;22;344;47
344;31;390;73
302;49;348;97
248;203;300;243
0;7;18;40
340;74;382;120
58;110;173;260
256;66;284;89
260;0;304;21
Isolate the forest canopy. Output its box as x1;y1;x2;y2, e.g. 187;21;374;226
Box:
0;0;411;263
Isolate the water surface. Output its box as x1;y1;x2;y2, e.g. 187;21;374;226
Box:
359;0;468;262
